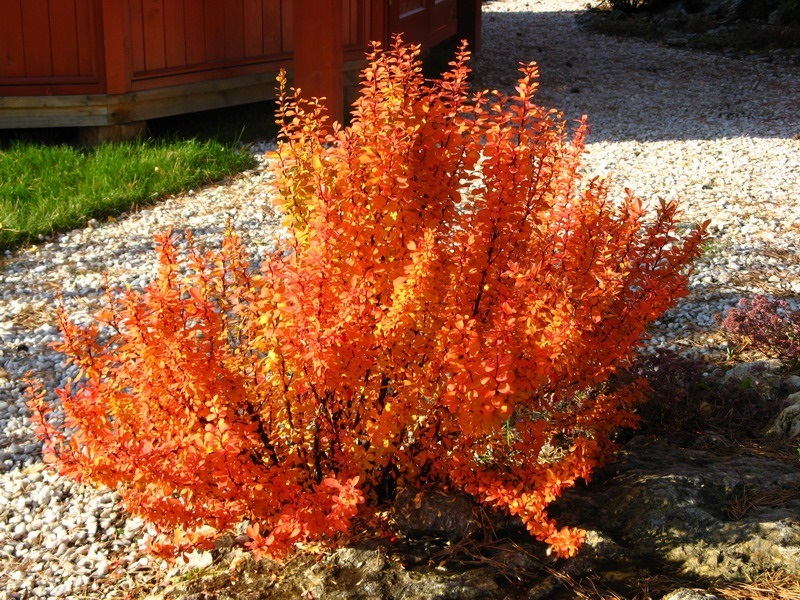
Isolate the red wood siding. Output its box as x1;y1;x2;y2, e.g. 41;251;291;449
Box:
0;0;101;89
391;0;457;49
0;3;26;78
0;0;473;103
345;0;361;46
22;1;53;77
127;0;364;80
431;0;458;41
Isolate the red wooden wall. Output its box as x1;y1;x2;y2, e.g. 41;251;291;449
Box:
0;0;479;130
127;0;365;84
0;0;103;93
0;0;368;96
392;0;457;50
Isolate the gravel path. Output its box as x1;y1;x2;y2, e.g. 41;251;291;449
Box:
473;0;800;355
1;0;799;597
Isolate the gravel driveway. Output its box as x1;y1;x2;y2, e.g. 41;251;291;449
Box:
1;0;799;597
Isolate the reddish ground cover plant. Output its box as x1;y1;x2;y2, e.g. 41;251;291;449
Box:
721;295;800;363
29;39;707;562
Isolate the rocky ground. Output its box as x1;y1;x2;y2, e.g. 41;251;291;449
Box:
578;0;800;61
136;359;800;599
1;0;800;598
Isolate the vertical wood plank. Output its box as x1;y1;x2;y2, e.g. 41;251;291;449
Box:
369;0;387;47
0;1;26;77
183;0;206;65
367;0;387;47
359;0;372;51
263;0;281;55
204;0;225;62
129;0;146;73
243;0;263;57
293;0;343;121
21;0;53;76
343;0;350;46
223;0;245;60
345;0;359;47
163;0;186;67
75;0;100;78
334;0;350;44
49;0;80;76
100;0;131;93
142;0;167;71
281;0;293;53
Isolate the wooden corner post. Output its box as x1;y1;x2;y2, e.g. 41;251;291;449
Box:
292;0;344;123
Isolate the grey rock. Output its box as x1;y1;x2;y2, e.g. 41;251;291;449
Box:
146;433;800;599
393;487;479;542
721;360;783;398
556;440;800;581
768;9;788;26
703;0;748;20
663;590;722;600
767;391;800;437
665;35;690;47
147;546;504;600
783;375;800;393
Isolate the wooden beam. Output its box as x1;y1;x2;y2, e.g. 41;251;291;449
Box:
292;0;344;123
0;61;367;130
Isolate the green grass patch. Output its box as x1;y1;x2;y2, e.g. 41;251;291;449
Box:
0;138;254;251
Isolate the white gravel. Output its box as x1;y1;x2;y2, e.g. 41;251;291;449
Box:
472;0;800;356
0;145;281;599
1;0;799;597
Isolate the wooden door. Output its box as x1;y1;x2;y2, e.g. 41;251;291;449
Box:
390;0;457;49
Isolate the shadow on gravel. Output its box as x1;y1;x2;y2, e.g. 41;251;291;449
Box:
470;8;800;143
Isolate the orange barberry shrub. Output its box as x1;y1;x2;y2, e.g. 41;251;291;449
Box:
29;39;708;561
